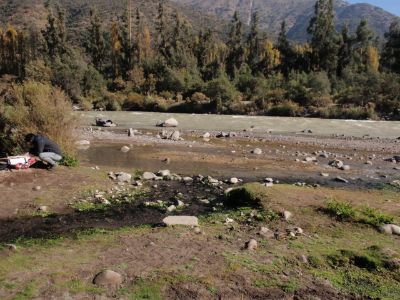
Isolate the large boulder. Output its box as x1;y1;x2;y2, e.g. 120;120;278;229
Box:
380;224;400;235
116;172;132;183
157;118;179;127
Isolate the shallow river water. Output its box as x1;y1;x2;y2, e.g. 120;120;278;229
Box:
79;111;400;138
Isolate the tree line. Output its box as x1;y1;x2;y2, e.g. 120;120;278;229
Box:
1;0;400;119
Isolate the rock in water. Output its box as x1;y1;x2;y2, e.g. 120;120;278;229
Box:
246;239;258;250
159;118;178;127
93;270;123;287
121;146;130;153
128;128;135;137
252;148;262;155
163;216;199;226
203;132;211;138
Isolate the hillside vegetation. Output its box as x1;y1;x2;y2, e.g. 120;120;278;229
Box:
0;0;400;152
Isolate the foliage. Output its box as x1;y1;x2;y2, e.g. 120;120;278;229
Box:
0;81;76;155
60;154;79;168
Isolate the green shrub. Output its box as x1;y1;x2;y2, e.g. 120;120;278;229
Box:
267;101;304;117
60;154;79;167
359;207;394;227
123;93;145;110
325;200;356;221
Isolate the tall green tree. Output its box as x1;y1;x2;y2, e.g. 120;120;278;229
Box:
382;21;400;73
337;23;353;76
86;8;106;71
353;19;375;71
246;12;261;73
226;11;245;79
307;0;338;75
42;6;67;58
156;0;168;58
277;21;295;76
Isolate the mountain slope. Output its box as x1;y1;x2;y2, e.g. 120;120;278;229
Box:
0;0;229;39
172;0;398;41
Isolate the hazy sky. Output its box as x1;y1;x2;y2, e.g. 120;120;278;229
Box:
348;0;400;16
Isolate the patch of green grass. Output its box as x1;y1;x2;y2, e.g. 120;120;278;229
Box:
60;155;79;168
279;278;299;294
13;235;64;249
359;207;394;227
65;279;105;295
324;200;395;227
12;281;37;300
325;200;356;221
127;279;163;300
0;279;18;290
70;201;109;212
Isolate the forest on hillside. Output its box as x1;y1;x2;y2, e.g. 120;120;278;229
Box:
1;0;400;121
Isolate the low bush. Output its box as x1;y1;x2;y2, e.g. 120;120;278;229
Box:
325;200;356;221
0;81;77;155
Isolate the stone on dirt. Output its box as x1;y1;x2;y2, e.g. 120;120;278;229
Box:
259;227;274;239
252;148;262;155
38;206;48;212
93;270;123;287
75;140;91;146
6;244;17;251
229;177;239;184
33;186;41;191
283;211;293;221
116;172;132;183
157;170;171;177
163;216;199;226
321;173;330;177
203;132;211;139
380;224;400;235
329;160;344;169
341;165;351;171
246;239;258;250
335;176;349;183
167;205;176;212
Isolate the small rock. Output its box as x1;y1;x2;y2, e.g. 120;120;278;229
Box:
320;173;330;177
121;146;130;153
6;244;17;251
341;165;351;171
203;132;211;139
170;131;180;141
329;159;344;169
93;270;123;287
157;170;171;177
116;172;132;183
162;158;171;164
167;205;176;212
252;148;262;155
283;211;292;221
163;216;199;226
38;206;48;212
246;239;258;250
183;177;194;182
259;227;274;239
33;186;41;191
143;172;156;180
75;140;91;146
304;157;317;163
229;177;239;184
128;128;135;137
335;176;349;183
194;227;202;234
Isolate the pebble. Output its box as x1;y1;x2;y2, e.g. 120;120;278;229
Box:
33;186;41;191
320;173;330;177
93;270;123;287
167;205;176;212
335;176;349;183
38;206;48;212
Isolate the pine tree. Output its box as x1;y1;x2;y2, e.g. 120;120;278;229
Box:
87;8;106;71
226;11;245;79
110;21;122;78
307;0;338;75
42;6;67;58
277;21;294;76
246;12;261;73
382;21;400;73
156;0;168;58
337;24;353;76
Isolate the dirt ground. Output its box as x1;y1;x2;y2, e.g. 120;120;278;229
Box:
0;128;399;299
